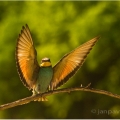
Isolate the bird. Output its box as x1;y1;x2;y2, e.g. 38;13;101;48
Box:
16;24;100;97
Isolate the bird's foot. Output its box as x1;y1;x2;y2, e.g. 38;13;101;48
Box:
32;90;48;101
37;96;48;101
33;96;48;102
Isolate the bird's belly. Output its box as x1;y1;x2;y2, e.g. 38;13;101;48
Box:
35;67;53;94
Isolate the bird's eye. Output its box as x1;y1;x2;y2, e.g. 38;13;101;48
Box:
41;57;50;62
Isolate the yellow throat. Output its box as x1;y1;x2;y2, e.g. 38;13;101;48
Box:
40;61;52;67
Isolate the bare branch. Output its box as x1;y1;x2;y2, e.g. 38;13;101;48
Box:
0;86;120;110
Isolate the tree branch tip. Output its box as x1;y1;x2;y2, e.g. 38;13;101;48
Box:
85;83;91;88
80;84;83;87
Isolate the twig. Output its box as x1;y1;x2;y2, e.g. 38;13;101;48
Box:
0;86;120;110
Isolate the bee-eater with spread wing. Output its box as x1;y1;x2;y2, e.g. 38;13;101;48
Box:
16;24;99;96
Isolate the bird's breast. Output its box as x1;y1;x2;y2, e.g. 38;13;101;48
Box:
35;66;53;93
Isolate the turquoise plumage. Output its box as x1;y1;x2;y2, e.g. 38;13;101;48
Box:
33;66;53;95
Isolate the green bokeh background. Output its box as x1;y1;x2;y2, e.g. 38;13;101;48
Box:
0;1;120;119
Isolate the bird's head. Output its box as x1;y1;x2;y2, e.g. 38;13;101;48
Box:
40;57;52;67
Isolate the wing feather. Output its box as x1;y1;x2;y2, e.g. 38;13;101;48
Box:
50;36;100;89
16;24;40;90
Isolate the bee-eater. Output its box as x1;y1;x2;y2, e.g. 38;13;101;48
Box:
16;24;99;96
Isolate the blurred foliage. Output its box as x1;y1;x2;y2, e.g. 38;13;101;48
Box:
0;1;120;119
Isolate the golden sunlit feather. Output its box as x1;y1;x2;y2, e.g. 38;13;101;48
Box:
50;36;100;90
16;24;39;90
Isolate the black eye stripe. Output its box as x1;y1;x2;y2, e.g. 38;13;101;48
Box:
42;60;50;62
41;57;50;62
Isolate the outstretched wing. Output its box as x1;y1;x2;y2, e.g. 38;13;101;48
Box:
16;24;40;90
50;36;100;90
